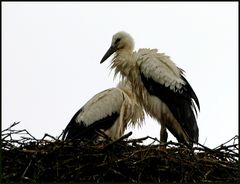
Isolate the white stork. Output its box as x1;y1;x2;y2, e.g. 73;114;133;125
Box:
100;31;200;147
62;80;144;141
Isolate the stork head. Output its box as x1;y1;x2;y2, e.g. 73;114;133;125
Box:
100;31;134;64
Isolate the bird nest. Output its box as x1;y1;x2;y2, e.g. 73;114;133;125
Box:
1;122;239;183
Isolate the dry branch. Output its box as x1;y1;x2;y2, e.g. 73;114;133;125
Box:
1;122;239;183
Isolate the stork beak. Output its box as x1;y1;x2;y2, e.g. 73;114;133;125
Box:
100;46;117;64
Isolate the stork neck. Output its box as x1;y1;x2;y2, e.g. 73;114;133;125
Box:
112;51;135;77
111;51;147;109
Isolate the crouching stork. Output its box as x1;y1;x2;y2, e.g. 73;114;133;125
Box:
100;31;200;147
62;80;144;141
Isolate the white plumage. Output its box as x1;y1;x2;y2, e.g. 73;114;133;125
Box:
62;80;144;141
76;88;123;126
100;31;200;147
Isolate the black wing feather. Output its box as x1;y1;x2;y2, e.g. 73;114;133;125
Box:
140;72;199;143
62;108;119;140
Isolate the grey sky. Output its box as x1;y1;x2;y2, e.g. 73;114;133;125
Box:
2;2;238;148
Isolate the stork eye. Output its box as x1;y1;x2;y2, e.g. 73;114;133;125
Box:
115;38;121;44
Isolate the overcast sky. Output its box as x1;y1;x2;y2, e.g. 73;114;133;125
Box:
2;2;238;148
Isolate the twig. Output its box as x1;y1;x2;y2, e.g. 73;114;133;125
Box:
213;135;239;150
21;159;32;180
103;132;133;150
2;122;21;132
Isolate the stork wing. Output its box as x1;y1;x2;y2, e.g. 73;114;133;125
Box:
62;88;124;140
139;50;200;142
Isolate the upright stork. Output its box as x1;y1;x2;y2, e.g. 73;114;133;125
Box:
62;80;144;141
100;31;200;147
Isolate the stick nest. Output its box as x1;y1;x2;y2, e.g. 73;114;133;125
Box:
1;122;239;183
